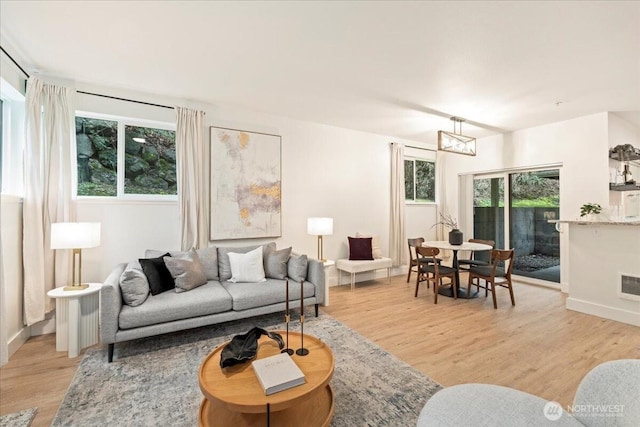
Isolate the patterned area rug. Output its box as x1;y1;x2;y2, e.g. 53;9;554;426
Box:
0;407;37;427
52;311;442;426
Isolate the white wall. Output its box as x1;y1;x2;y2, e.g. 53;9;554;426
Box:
442;112;640;293
73;83;433;283
0;53;28;366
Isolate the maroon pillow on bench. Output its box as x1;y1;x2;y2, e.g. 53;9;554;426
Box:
348;237;374;260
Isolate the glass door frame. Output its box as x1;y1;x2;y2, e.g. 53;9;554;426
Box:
464;164;563;289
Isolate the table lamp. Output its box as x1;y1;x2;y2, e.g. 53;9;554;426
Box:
307;217;333;262
51;222;101;291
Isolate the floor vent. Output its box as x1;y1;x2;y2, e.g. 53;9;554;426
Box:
620;274;640;301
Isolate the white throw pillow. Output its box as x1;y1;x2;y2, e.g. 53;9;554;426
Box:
228;246;267;283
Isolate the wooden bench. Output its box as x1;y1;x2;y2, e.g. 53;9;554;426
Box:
336;258;393;290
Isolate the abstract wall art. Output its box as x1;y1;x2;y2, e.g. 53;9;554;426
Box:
210;126;282;240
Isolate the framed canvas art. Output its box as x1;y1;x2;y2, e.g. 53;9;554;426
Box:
210;126;282;240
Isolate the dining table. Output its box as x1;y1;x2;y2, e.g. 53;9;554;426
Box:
423;240;493;299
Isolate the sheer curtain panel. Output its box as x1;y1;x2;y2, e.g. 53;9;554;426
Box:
390;142;406;266
23;77;75;326
175;107;208;250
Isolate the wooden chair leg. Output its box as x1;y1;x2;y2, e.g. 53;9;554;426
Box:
433;276;439;304
508;280;516;306
490;280;498;309
467;274;473;297
415;273;421;297
407;266;412;283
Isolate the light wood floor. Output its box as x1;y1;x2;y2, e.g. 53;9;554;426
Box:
2;275;639;426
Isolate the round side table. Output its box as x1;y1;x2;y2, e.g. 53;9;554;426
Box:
199;331;334;427
47;283;101;358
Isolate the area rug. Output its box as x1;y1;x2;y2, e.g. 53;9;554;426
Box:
0;407;37;427
51;312;442;426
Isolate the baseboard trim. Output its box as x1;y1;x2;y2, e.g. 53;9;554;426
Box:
566;297;640;326
8;326;30;359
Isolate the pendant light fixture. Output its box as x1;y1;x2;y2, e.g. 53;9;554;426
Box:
438;116;476;156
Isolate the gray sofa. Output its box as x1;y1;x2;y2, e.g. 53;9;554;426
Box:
100;243;325;362
417;359;640;426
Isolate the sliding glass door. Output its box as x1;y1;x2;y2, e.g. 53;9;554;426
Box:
472;168;560;284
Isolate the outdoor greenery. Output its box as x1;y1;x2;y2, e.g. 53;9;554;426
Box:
405;159;435;203
474;171;559;208
76;117;176;196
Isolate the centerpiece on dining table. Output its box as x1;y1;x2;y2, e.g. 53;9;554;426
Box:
433;212;463;245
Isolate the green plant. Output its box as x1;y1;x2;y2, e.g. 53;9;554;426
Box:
580;203;602;217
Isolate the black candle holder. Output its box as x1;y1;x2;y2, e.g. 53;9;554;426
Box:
281;314;294;355
296;308;309;356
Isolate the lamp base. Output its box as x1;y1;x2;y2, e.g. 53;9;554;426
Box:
63;284;89;291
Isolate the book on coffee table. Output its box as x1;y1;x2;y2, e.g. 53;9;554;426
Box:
252;353;306;395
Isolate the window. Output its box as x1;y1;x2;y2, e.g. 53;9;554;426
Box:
1;77;25;196
405;155;436;203
76;113;176;198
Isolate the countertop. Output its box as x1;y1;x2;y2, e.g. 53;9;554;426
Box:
549;219;640;226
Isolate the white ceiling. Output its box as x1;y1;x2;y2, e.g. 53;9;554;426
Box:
1;1;639;142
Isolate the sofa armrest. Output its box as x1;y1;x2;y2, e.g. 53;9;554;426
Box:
306;259;325;305
100;263;126;344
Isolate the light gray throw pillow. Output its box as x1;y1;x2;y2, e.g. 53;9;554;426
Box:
119;261;150;306
196;246;218;281
163;248;207;293
287;253;308;282
217;242;276;281
264;246;292;279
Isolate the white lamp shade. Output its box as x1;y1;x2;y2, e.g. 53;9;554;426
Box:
307;217;333;236
51;222;101;249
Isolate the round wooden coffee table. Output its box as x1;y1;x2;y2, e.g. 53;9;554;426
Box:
198;331;334;427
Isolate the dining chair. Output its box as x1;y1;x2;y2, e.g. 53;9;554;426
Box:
415;246;457;303
407;237;443;283
457;239;495;271
406;237;427;283
467;249;515;309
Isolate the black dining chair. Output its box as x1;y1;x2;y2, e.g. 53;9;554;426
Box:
457;239;495;271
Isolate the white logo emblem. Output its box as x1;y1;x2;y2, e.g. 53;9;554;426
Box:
544;401;563;421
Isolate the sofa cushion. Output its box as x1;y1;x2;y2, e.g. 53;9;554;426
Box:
146;247;218;280
264;246;292;280
118;281;233;330
222;279;316;311
228;247;267;283
287;253;308;282
348;237;374;260
139;253;174;295
196;247;219;281
164;249;208;293
119;261;149;307
217;243;276;281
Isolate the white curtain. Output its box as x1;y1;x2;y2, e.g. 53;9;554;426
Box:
390;142;406;266
175;107;208;250
436;151;448;240
23;77;75;326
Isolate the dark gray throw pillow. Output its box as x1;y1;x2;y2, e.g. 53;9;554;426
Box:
287;253;308;282
264;246;292;280
139;253;174;295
